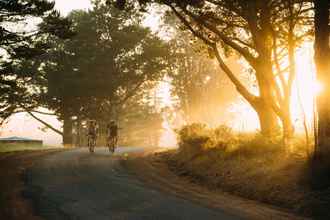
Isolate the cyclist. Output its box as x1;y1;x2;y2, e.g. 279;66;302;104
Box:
87;120;98;153
106;120;118;153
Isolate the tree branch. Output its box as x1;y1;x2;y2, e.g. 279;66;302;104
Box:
212;44;258;106
168;4;214;47
13;109;56;116
116;80;145;106
167;3;258;108
180;6;257;66
26;111;63;135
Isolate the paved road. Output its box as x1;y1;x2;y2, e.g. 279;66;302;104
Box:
24;147;243;220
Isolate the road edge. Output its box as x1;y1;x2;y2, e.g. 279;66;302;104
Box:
123;152;309;220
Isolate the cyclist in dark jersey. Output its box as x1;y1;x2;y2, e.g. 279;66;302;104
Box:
88;121;98;138
106;120;118;153
87;120;98;153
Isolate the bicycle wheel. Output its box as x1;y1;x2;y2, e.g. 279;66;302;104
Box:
110;137;115;153
92;138;96;153
88;136;94;153
106;137;111;152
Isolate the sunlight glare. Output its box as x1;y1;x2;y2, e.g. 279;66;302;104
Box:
155;77;178;148
290;42;316;132
313;81;323;95
155;76;175;109
159;119;177;148
226;42;317;134
54;0;92;15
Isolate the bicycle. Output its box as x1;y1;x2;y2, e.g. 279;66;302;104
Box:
107;135;117;153
88;134;96;153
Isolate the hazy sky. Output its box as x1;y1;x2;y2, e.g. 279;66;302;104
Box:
54;0;92;15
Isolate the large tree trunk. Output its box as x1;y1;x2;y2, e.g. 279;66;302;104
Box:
314;0;330;159
63;114;73;147
212;46;280;137
255;59;281;138
254;98;279;137
281;108;294;147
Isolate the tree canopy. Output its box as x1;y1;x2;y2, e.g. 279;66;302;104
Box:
34;1;170;144
111;0;314;143
42;2;169;122
0;0;73;122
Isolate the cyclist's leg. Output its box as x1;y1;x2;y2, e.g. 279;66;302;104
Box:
114;135;118;147
92;135;96;152
107;136;111;151
88;135;93;152
107;136;111;148
110;136;115;153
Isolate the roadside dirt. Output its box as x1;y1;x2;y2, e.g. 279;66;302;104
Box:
0;147;308;220
123;151;309;220
0;150;63;220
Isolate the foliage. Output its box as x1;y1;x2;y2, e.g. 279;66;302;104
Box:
112;0;314;139
177;123;211;161
41;1;170;123
117;100;163;146
165;22;236;125
168;123;330;219
0;0;74;122
177;123;237;160
75;97;164;147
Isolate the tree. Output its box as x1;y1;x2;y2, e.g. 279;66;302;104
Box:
166;25;236;125
41;2;170;145
0;0;73;123
314;0;330;159
113;0;312;142
116;97;163;147
271;0;313;145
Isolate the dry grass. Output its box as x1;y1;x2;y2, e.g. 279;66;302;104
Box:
164;124;330;219
0;144;61;153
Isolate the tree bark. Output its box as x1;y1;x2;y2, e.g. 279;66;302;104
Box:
281;110;294;146
213;45;280;136
314;0;330;159
254;98;279;137
281;13;296;147
255;58;281;138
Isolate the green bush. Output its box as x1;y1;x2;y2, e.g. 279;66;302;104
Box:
177;123;212;161
177;123;286;161
177;123;237;160
178;123;209;142
214;125;236;149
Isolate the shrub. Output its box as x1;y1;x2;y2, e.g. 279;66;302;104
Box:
177;123;212;161
214;125;233;141
231;135;284;159
178;123;209;142
213;125;236;150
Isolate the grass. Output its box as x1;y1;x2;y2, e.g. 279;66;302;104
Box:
163;123;330;219
0;144;62;153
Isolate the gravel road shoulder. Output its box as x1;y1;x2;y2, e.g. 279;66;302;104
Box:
123;151;309;220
